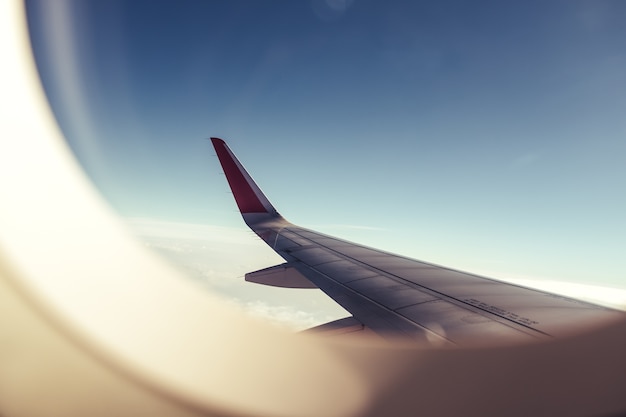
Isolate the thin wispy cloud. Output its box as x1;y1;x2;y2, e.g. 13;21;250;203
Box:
499;277;626;310
126;217;260;245
305;223;389;232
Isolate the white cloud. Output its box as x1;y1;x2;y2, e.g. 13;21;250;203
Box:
497;277;626;310
239;300;338;331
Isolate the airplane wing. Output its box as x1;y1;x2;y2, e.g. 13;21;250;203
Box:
211;137;622;345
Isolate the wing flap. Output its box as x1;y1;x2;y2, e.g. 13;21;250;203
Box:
245;263;318;289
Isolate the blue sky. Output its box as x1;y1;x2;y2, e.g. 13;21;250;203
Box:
26;0;626;311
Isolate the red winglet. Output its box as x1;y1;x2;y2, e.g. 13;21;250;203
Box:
211;137;269;214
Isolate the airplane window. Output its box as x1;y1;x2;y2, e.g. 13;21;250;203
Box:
6;1;626;416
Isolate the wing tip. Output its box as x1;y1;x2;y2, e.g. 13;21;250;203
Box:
211;136;280;217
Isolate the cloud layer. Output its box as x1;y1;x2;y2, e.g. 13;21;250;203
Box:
126;217;349;330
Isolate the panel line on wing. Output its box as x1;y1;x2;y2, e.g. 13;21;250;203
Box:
292;262;458;343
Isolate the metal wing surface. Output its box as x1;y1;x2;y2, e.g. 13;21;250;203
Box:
211;138;622;345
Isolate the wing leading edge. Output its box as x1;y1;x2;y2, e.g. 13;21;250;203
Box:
210;137;623;345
